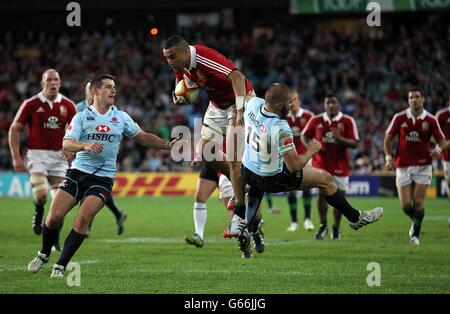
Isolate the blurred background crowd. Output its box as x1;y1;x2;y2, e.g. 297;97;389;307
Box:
0;3;448;174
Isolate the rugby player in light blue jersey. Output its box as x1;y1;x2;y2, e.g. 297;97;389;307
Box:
76;78;127;235
231;83;383;258
28;74;182;277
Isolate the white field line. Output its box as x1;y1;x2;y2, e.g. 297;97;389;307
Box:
0;260;99;273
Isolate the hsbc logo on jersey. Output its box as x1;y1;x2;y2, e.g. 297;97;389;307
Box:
323;131;337;143
86;133;116;142
96;125;111;132
43;116;61;129
406;131;421;142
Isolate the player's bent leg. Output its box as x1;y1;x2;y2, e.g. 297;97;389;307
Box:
28;189;76;274
408;183;427;245
186;178;216;246
316;191;329;240
300;167;383;231
52;195;104;277
30;173;49;235
397;184;414;219
48;176;65;249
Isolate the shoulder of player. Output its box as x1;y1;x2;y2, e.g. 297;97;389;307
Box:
20;94;41;108
309;113;324;122
341;113;358;124
435;108;449;119
390;110;408;121
59;94;77;109
195;45;234;72
424;111;439;123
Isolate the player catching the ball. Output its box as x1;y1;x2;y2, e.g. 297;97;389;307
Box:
162;35;259;247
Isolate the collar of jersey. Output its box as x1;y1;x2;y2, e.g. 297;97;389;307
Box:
406;108;427;122
261;105;280;119
188;45;197;70
38;91;62;106
287;108;304;120
323;111;343;123
88;105;114;116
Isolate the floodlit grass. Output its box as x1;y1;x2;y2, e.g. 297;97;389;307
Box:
0;196;449;293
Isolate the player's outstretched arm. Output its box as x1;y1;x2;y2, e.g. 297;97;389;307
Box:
63;138;103;154
283;139;321;173
133;131;182;150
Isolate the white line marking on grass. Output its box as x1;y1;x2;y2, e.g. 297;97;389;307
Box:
0;260;99;273
425;216;449;221
95;237;314;245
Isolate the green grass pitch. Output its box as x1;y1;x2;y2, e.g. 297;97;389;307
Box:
0;196;449;293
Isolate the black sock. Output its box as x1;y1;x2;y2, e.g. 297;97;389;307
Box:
234;203;246;219
323;190;360;223
55;220;64;246
288;192;298;223
56;229;87;268
402;206;414;220
412;209;425;237
34;203;44;215
41;224;58;256
266;193;273;209
303;189;312;219
105;196;122;220
246;187;264;224
249;215;262;233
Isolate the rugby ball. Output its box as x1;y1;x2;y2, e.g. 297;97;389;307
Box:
174;79;200;104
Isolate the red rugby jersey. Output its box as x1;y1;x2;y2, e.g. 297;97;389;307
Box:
302;112;359;176
286;108;314;154
13;92;76;150
174;45;253;109
386;109;444;167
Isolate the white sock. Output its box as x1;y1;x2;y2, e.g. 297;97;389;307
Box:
194;202;207;239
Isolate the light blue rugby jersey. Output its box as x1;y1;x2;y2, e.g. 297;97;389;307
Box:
76;100;89;112
242;97;295;177
64;105;141;178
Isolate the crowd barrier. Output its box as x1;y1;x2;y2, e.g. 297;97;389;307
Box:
0;171;447;198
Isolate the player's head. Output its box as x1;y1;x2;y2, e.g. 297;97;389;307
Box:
291;90;301;113
324;94;340;117
41;69;61;100
83;78;94;105
408;87;424;112
162;35;190;71
265;83;294;118
91;74;116;106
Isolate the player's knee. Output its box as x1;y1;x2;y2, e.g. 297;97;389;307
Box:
401;205;414;216
74;214;92;231
46;212;63;228
319;171;336;193
412;200;424;211
33;190;47;205
194;194;207;203
228;160;241;169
